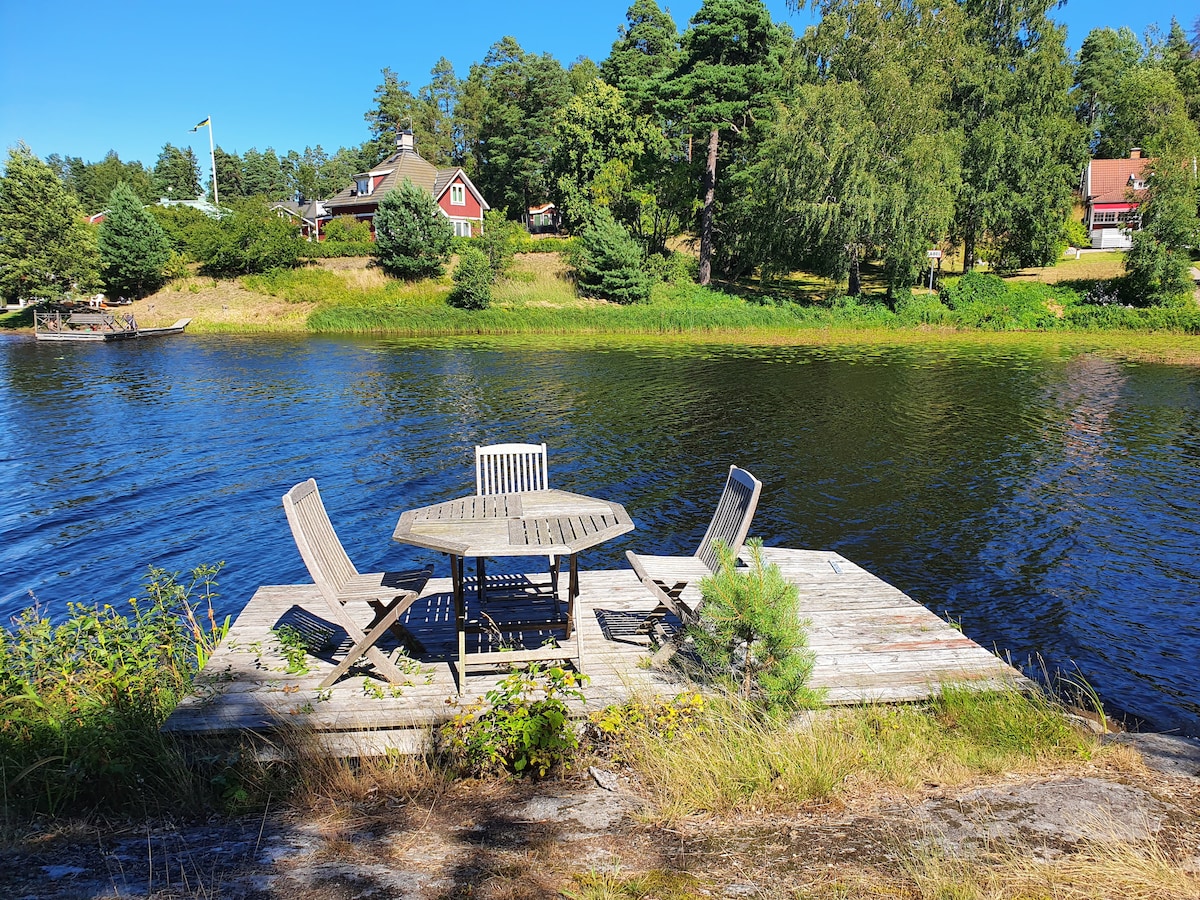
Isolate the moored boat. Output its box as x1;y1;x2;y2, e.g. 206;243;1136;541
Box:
34;308;190;342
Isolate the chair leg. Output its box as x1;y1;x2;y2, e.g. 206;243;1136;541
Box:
318;600;410;690
368;599;425;654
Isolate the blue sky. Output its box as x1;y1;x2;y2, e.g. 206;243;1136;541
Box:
1;1;1195;171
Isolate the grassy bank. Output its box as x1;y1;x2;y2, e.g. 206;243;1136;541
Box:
4;250;1198;362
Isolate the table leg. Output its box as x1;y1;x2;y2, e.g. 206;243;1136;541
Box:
451;554;466;691
564;553;579;639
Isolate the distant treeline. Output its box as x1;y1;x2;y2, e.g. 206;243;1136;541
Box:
37;1;1200;296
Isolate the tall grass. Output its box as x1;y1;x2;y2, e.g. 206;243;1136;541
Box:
604;684;1098;823
0;565;228;820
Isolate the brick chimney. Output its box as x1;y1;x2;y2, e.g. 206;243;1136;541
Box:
1130;147;1143;159
396;130;415;153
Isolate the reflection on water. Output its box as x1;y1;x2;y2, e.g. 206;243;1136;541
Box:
1;334;1197;736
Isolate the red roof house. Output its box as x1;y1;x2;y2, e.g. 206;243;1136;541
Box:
1081;149;1151;249
324;132;488;238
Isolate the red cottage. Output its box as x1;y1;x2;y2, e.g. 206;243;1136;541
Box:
324;131;488;238
1081;149;1151;250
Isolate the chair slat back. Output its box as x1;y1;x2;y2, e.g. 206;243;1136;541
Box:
475;442;549;495
282;479;358;601
695;466;763;571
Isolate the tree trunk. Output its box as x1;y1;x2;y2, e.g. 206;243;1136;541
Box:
963;223;976;273
698;127;719;287
847;245;861;296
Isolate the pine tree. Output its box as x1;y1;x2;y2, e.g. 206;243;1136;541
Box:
671;0;785;284
153;143;202;200
372;179;453;280
97;181;172;298
574;208;650;303
0;144;100;304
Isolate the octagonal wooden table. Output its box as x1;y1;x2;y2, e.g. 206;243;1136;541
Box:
393;489;634;683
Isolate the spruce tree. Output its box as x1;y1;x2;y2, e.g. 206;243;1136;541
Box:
0;144;100;304
372;180;453;280
574;209;650;303
98;181;172;298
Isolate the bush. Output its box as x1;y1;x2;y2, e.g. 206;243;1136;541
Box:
573;209;651;304
476;209;526;278
372;179;453;280
689;539;818;714
1064;217;1091;250
894;291;950;325
643;251;697;285
193;198;302;275
440;665;587;778
297;240;374;259
0;564;228;817
322;215;371;243
939;270;1008;310
147;203;212;258
448;246;493;310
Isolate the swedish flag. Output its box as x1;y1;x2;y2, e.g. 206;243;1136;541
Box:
190;117;210;132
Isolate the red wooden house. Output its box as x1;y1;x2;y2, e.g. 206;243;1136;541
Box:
324;132;488;238
1081;149;1151;250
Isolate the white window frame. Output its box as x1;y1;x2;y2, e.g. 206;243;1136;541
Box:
356;178;370;196
454;220;473;237
450;184;466;206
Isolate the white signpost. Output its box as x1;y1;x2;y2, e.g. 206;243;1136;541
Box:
926;249;943;290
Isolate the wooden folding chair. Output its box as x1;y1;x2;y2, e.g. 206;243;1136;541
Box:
626;466;763;659
282;479;432;689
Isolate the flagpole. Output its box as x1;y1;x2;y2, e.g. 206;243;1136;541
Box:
206;118;218;206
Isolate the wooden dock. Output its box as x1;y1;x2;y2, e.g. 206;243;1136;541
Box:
162;548;1027;754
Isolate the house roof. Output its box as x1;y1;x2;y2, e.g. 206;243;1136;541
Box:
272;199;328;222
326;143;489;214
1085;157;1151;204
325;148;438;210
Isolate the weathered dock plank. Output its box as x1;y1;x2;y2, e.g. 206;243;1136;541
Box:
162;548;1028;746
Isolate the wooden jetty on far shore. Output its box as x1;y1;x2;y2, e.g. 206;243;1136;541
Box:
162;547;1029;755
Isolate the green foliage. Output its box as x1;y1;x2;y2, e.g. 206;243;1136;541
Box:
0;144;101;304
0;563;227;817
894;290;950;325
372;179;453;280
642;251;697;285
193;198;302;276
1124;155;1200;304
465;37;573;217
152;143;202;200
1063;217;1091;250
322;214;372;243
690;539;817;714
441;664;588;777
297;240;374;259
939;271;1078;330
147;202;211;256
48;150;157;212
574;209;651;303
97;181;172;298
270;625;311;675
448;246;493;309
475;208;525;277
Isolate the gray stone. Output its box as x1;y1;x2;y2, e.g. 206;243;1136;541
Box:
1108;732;1200;780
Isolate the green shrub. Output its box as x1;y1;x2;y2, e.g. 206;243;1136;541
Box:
193;198;302;275
643;251;697;285
894;291;950;325
573;209;651;304
0;564;228;817
448;246;493;310
147;203;211;257
322;214;371;243
689;539;818;714
441;665;588;778
1064;217;1091;249
939;270;1009;310
372;179;453;280
476;209;526;278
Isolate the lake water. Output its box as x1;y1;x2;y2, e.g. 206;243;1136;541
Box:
1;334;1197;736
